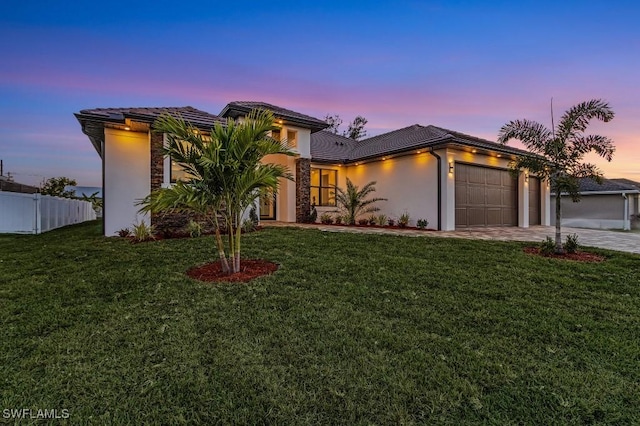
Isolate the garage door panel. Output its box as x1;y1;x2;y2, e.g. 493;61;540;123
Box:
486;188;502;205
486;169;502;185
455;163;518;228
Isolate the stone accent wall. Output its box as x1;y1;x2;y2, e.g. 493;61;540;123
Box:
150;132;164;191
296;158;311;223
150;132;165;227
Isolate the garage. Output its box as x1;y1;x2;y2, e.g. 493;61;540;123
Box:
455;163;517;228
528;176;541;225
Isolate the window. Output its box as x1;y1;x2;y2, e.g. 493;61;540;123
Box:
271;128;281;141
311;168;337;206
287;130;297;148
169;139;198;183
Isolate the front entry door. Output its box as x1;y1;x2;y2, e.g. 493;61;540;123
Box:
260;193;276;220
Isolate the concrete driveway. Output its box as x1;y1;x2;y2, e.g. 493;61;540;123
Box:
267;223;640;255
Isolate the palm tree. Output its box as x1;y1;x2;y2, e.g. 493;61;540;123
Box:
139;109;294;274
334;178;386;225
497;99;615;253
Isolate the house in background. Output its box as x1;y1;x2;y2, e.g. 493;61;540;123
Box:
551;178;640;230
75;102;551;236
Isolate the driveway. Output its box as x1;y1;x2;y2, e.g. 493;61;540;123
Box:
266;223;640;255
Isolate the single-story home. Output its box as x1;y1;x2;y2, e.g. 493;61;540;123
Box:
551;177;640;230
75;101;551;236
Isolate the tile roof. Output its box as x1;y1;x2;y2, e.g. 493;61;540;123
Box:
220;101;327;132
610;178;640;190
578;177;640;193
75;106;225;128
310;124;533;163
309;131;358;162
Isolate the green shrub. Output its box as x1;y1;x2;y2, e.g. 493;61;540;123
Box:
334;215;343;225
357;218;369;225
242;218;256;233
416;219;429;229
117;228;131;238
398;213;410;228
539;237;555;255
377;214;388;227
320;213;334;224
387;218;395;226
249;206;259;226
368;215;378;225
187;220;203;238
564;233;579;254
132;222;155;242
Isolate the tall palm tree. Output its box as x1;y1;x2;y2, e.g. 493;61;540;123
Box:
497;99;615;253
139;109;294;274
334;178;386;225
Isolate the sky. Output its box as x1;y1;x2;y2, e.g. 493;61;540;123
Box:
1;0;638;187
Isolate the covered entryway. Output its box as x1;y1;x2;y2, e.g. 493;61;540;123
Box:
529;176;541;225
455;163;517;228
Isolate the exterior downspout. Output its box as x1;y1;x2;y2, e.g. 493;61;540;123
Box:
622;193;629;231
428;147;442;230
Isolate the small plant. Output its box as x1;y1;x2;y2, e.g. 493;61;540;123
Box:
540;237;556;255
249;206;259;226
320;213;334;224
241;218;256;233
368;215;378;225
416;219;429;229
387;218;395;226
132;221;155;242
307;205;318;223
398;212;410;228
377;214;387;227
187;220;203;238
117;228;131;238
334;215;343;225
564;233;579;254
357;218;369;225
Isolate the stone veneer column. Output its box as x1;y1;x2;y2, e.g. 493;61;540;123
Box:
296;158;311;223
150;132;164;191
150;132;164;226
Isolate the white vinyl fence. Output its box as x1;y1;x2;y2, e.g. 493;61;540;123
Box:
0;192;96;234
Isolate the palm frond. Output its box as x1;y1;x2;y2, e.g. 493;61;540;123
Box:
556;99;614;142
497;120;553;154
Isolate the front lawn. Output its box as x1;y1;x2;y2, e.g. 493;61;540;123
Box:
1;221;638;424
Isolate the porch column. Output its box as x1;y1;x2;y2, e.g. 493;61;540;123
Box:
295;158;311;223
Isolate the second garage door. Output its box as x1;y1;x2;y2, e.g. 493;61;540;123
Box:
455;163;517;228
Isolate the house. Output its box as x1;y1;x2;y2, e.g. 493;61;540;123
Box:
551;177;640;230
75;102;551;236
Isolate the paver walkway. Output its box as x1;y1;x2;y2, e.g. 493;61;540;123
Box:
265;222;640;255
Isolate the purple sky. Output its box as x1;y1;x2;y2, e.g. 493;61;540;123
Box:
1;1;638;186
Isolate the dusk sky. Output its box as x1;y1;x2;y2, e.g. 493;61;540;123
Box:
1;0;638;187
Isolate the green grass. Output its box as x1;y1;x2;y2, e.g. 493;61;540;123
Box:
1;221;639;425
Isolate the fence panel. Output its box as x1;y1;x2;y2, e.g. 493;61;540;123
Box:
0;192;37;234
0;192;96;234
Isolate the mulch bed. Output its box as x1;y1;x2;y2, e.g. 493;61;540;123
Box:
319;223;437;231
186;259;279;283
523;247;606;263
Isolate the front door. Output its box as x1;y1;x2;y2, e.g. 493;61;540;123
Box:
260;193;276;220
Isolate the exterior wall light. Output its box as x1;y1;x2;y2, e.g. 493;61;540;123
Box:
449;162;454;174
525;173;529;182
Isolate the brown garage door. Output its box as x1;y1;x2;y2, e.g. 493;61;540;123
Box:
455;163;517;228
529;177;541;225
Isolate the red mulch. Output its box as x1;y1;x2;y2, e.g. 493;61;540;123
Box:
186;259;279;283
523;247;606;263
321;223;437;231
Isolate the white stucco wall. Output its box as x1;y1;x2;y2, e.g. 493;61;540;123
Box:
263;153;298;222
312;151;439;227
104;128;150;236
274;124;311;159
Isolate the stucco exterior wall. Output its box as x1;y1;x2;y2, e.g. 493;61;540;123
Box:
104;128;150;236
550;194;629;229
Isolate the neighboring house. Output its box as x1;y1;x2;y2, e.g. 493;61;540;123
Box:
0;175;39;194
551;178;640;230
75;102;551;236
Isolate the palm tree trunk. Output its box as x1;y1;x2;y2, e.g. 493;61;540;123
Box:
211;214;230;274
555;186;564;254
234;223;242;273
